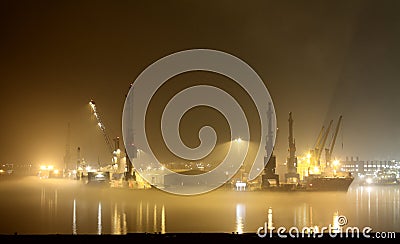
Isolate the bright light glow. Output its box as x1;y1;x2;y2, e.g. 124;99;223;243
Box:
267;207;273;231
366;178;373;184
47;165;54;170
313;166;320;174
333;160;340;167
234;137;242;143
53;169;59;174
235;181;246;191
306;153;311;159
95;173;105;178
332;211;340;233
97;122;102;128
236;182;246;187
40;165;47;170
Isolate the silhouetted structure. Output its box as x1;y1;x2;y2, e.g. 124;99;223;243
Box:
284;112;299;183
262;103;279;188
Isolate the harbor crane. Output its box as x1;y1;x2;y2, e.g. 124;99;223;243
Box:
89;100;115;156
89;99;127;175
325;115;343;167
316;120;333;166
309;125;324;166
310;120;333;167
284;112;300;183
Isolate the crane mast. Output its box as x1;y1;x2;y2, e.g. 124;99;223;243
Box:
89;100;115;156
287;112;297;173
325;115;343;167
316;120;333;166
314;126;325;151
310;125;324;165
284;112;300;183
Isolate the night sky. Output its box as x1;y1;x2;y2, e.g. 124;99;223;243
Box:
1;0;400;169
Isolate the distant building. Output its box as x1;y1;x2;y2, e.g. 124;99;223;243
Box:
340;156;400;176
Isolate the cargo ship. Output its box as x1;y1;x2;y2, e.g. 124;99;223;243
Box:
261;172;354;192
303;173;354;191
261;111;354;192
261;169;354;192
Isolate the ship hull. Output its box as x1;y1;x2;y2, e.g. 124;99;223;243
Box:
261;176;354;192
305;176;354;191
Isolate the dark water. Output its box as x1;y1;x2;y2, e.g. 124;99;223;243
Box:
0;176;398;234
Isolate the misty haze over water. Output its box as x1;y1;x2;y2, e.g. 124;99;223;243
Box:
0;176;398;235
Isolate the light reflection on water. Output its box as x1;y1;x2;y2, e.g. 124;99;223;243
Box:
0;177;399;234
97;202;101;235
347;185;400;230
69;199;165;234
235;204;245;234
72;199;77;235
111;201;127;234
161;204;166;234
